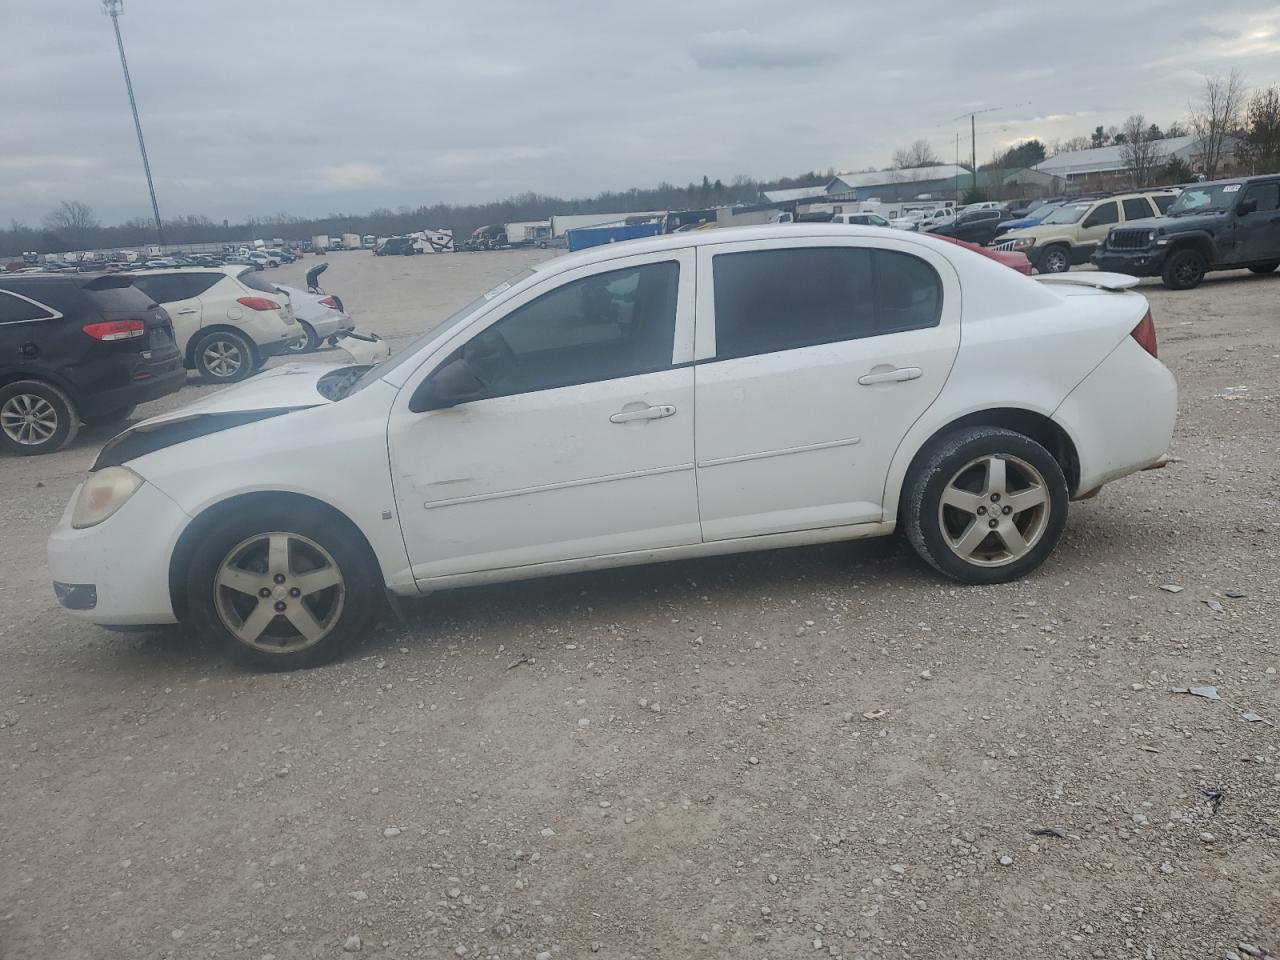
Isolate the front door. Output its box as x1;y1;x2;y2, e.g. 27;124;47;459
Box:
388;250;700;581
1236;180;1280;263
1078;200;1120;258
692;238;961;540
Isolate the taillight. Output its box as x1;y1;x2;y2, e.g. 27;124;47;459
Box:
237;296;280;311
1130;310;1158;358
83;319;146;341
318;296;338;308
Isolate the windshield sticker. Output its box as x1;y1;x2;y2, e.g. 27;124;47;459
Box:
483;281;511;300
1222;184;1241;192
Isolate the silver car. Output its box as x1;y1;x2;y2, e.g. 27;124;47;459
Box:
274;284;356;352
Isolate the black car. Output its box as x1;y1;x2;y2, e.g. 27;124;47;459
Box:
0;274;184;455
927;208;1014;246
1093;176;1280;289
375;236;417;256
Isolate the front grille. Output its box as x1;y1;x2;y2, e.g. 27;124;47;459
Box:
991;240;1017;252
1107;230;1150;251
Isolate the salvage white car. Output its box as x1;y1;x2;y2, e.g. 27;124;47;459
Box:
48;226;1176;670
275;284;356;353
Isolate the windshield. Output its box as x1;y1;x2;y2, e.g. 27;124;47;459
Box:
1043;203;1090;224
1166;183;1241;216
1028;202;1062;220
344;268;537;396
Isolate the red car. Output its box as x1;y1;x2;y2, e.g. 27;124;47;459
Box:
931;234;1033;275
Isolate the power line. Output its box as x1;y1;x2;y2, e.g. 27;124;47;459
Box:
102;0;163;247
953;103;1031;195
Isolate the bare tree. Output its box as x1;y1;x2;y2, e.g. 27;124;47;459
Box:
1238;84;1280;174
891;139;941;169
1190;70;1246;178
42;201;99;247
1119;114;1168;187
1056;135;1092;154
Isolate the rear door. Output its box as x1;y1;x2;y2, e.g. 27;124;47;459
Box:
1121;196;1158;223
129;273;214;350
692;236;961;540
1077;200;1119;257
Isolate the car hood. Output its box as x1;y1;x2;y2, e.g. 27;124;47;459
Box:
91;362;371;470
1120;212;1218;232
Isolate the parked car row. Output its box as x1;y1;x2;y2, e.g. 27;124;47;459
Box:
1;262;360;455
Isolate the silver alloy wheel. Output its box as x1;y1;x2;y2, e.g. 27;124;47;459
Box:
214;532;345;653
937;454;1051;567
202;338;244;378
1042;248;1069;273
0;393;58;446
286;333;309;352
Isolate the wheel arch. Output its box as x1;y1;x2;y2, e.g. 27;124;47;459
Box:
0;369;83;408
1164;233;1215;261
167;490;385;621
185;324;259;368
888;407;1081;522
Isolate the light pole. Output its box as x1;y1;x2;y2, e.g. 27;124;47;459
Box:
102;0;164;247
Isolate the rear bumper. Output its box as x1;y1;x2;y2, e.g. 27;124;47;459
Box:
307;311;356;338
47;481;187;625
1054;337;1177;495
89;363;186;412
1091;249;1167;276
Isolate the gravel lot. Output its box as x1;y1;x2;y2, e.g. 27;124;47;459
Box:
1;250;1277;960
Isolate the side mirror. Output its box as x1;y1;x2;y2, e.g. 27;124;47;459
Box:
1237;198;1258;216
409;357;488;413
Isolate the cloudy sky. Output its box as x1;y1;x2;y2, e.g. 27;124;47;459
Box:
3;0;1278;226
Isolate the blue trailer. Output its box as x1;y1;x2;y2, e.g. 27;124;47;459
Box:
566;222;662;252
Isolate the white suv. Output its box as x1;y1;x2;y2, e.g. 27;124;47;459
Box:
128;267;302;383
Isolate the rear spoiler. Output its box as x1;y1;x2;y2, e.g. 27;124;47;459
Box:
1033;272;1140;292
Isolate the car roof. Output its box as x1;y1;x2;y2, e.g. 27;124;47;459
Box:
127;265;248;277
530;224;995;279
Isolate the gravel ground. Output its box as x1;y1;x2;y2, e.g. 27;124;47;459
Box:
1;251;1277;960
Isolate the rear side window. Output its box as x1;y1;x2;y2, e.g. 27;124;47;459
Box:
1153;195;1176;214
82;278;161;314
130;273;206;304
1242;182;1280;212
1083;201;1119;228
238;269;282;294
0;290;58;324
711;247;941;360
1122;198;1154;220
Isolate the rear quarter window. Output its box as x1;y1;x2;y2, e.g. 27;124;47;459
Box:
238;269;282;294
0;289;59;323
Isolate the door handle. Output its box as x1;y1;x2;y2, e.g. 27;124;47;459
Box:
175;308;198;315
858;367;922;385
609;404;676;424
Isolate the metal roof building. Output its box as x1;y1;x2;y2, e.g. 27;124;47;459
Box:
1032;135;1239;179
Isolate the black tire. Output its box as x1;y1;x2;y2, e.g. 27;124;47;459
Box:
1248;261;1279;275
285;321;319;354
403;247;415;256
0;379;79;455
1037;245;1072;274
903;426;1069;585
82;403;137;427
193;329;257;383
185;501;381;671
1161;248;1208;290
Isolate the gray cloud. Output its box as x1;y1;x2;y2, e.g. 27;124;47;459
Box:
1;0;1277;226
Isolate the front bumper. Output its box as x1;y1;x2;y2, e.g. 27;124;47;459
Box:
1091;248;1168;276
47;480;188;625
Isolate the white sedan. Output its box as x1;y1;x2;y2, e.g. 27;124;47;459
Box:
48;226;1176;670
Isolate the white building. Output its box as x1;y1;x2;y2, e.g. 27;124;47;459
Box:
1033;135;1240;180
825;165;969;197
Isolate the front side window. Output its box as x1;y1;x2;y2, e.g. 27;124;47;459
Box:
1242;182;1280;213
450;261;679;399
1122;198;1154;220
0;290;56;324
712;247;941;361
1083;202;1119;228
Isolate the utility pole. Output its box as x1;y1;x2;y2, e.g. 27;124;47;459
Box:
102;0;164;248
953;103;1030;200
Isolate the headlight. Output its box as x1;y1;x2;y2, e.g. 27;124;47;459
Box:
1147;231;1157;242
72;467;144;529
1008;237;1036;251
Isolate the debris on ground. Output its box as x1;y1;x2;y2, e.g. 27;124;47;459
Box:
506;655;529;670
1029;826;1068;839
862;709;886;721
1160;584;1184;593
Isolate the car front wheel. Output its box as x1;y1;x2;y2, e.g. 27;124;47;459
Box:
0;380;79;455
1037;245;1071;274
194;330;256;383
903;426;1068;584
1162;248;1208;290
186;503;380;670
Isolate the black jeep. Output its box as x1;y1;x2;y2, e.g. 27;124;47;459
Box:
1093;176;1280;289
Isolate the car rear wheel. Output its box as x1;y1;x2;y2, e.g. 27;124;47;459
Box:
194;330;256;383
1162;248;1208;290
1037;245;1071;274
82;404;137;427
1248;261;1279;274
0;380;79;455
185;503;380;671
903;426;1068;584
286;321;318;354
